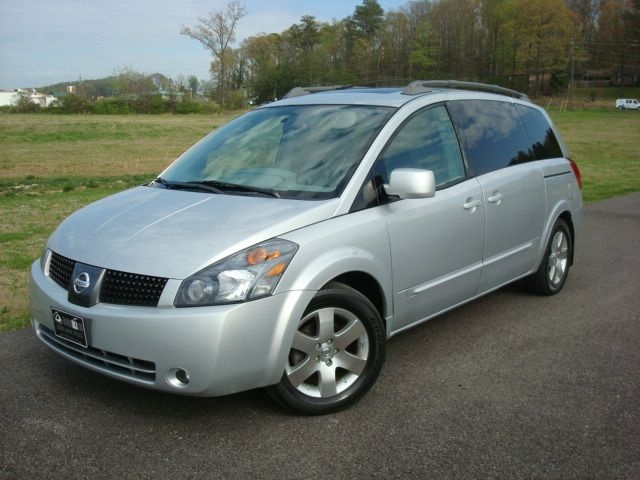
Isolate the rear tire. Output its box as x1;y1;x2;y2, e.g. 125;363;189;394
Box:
267;282;385;415
527;218;572;295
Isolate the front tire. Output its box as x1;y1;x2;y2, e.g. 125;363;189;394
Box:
267;282;385;414
527;218;572;295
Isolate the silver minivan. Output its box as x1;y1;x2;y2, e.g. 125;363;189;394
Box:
30;81;583;414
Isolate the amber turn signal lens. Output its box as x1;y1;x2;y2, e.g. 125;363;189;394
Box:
246;248;267;265
266;263;286;277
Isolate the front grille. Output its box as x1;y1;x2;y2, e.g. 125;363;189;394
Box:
101;271;168;307
49;252;75;289
38;324;156;382
48;251;168;307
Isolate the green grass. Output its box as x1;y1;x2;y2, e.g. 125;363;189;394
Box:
0;108;638;331
0;114;231;179
549;108;640;202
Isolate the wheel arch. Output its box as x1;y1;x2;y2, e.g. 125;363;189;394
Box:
538;201;576;268
276;245;393;335
322;271;387;324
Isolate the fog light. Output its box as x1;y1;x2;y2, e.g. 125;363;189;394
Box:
166;367;190;388
176;369;190;384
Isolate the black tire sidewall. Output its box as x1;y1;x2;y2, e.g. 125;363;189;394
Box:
541;219;572;294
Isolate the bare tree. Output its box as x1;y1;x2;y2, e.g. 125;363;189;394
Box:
181;1;246;105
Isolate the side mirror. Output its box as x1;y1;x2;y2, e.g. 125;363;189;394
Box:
384;168;436;199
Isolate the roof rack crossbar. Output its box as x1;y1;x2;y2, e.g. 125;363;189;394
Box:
403;80;529;101
282;85;354;99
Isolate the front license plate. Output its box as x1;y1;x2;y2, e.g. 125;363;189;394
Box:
52;309;88;348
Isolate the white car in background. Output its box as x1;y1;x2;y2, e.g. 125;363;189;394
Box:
615;98;640;110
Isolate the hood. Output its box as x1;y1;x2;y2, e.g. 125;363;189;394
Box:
48;186;339;279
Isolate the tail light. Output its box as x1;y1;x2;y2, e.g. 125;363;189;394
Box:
568;158;582;189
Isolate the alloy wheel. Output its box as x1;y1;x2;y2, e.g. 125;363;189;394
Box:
285;307;370;398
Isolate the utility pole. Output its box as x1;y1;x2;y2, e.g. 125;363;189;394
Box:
569;39;575;111
619;43;626;98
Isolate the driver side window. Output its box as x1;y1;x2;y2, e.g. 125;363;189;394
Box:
379;105;466;187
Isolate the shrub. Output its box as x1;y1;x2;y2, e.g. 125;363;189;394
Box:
225;90;246;110
199;102;222;114
92;97;131;114
133;94;166;114
50;94;91;114
175;101;203;114
11;95;40;113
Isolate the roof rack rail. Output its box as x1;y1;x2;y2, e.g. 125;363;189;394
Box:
282;85;354;99
403;80;530;101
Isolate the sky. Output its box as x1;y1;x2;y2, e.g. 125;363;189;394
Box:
0;0;409;89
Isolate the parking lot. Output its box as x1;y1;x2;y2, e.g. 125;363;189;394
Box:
1;193;639;479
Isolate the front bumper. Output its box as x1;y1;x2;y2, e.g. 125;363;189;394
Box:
29;261;315;396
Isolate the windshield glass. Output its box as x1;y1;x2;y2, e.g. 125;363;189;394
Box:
158;105;394;199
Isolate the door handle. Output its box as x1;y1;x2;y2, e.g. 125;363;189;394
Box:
487;192;503;204
463;198;482;210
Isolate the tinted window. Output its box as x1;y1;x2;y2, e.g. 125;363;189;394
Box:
516;105;564;160
448;100;533;175
352;106;466;211
378;105;466;186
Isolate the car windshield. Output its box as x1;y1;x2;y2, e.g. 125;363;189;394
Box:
157;104;394;199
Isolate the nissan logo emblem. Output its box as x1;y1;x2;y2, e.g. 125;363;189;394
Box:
73;272;91;294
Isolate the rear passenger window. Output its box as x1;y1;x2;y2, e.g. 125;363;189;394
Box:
448;100;532;176
516;105;563;160
378;105;466;187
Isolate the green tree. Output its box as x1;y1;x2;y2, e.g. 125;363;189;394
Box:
499;0;574;94
351;0;385;81
114;67;155;96
353;0;384;38
188;76;199;96
287;16;321;84
382;11;411;80
243;33;294;101
428;0;480;78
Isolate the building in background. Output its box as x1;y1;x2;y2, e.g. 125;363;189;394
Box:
0;89;57;107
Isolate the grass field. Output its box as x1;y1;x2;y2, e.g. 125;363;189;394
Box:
550;108;640;201
1;108;639;331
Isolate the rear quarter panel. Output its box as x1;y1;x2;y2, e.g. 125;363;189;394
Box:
537;158;583;265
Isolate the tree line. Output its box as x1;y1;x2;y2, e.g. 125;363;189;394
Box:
189;0;640;103
9;0;639;113
5;68;245;114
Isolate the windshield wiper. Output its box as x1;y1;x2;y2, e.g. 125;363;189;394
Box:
151;177;223;194
199;180;280;198
152;177;280;198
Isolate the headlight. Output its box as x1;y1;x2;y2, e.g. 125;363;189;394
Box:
174;239;298;307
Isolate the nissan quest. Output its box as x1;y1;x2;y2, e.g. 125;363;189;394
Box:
30;81;583;414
